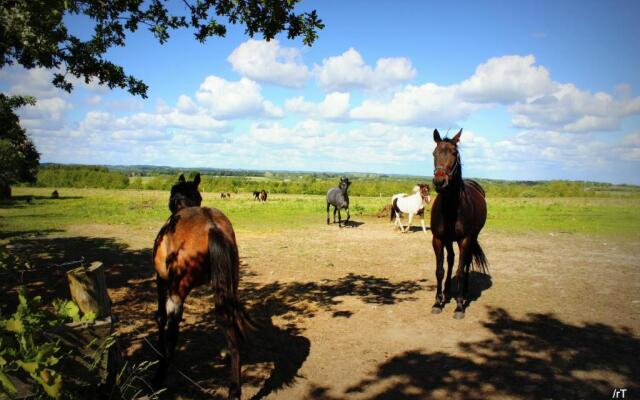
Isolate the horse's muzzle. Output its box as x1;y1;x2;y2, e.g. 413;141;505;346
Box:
433;175;448;193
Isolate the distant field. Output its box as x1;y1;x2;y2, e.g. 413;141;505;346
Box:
3;187;639;239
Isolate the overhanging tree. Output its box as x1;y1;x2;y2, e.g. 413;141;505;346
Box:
0;94;40;198
0;0;323;197
1;0;324;97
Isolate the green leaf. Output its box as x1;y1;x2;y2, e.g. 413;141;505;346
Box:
0;370;17;394
63;301;80;322
4;318;23;334
37;369;63;399
16;360;38;374
80;311;96;322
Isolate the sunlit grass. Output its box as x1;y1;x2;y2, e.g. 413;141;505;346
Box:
2;187;639;239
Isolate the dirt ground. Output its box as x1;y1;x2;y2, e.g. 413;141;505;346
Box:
6;217;640;399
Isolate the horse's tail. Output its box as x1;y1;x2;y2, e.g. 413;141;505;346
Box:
469;238;490;276
208;226;256;341
390;198;399;221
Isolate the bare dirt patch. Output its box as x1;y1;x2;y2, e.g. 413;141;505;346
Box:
7;218;639;399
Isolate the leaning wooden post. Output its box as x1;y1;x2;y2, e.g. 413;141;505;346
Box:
63;261;121;393
67;261;111;318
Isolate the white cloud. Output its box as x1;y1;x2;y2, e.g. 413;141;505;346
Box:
176;95;198;114
314;48;416;91
285;92;350;119
510;83;640;132
86;95;102;105
195;76;283;119
227;39;309;87
458;55;554;103
345;54;640;133
350;83;482;125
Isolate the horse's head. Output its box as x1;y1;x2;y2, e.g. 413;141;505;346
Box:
418;183;431;204
339;177;351;192
432;129;462;193
169;173;202;214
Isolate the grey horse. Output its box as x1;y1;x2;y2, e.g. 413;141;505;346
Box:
326;177;351;227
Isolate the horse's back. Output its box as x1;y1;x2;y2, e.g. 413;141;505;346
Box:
465;179;486;198
154;207;235;282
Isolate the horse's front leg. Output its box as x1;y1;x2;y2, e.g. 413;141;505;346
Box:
453;237;472;319
418;209;427;233
345;206;350;225
333;205;337;223
431;236;445;313
337;207;342;227
443;242;455;301
406;213;414;232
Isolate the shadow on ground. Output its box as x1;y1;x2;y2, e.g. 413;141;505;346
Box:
1;229;435;399
136;271;430;399
307;306;640;399
0;195;83;209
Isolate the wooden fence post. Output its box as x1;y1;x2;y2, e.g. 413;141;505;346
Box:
67;261;111;318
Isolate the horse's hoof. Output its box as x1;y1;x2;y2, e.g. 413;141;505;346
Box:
431;306;442;314
453;311;465;319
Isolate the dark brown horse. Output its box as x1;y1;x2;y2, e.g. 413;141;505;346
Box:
430;129;489;319
258;189;268;204
153;173;253;399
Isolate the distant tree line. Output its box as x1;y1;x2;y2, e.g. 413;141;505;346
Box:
36;165;129;189
28;165;640;198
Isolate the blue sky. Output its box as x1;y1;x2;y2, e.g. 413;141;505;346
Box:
2;0;640;183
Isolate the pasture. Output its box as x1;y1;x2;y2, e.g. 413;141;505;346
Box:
2;187;639;399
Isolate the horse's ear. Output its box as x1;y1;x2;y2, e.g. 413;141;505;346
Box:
433;129;442;143
452;129;462;144
178;174;186;183
193;173;201;186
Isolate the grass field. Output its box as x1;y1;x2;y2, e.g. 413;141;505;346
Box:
3;187;640;239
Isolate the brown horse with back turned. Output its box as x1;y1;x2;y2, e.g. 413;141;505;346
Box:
152;173;253;399
430;129;489;319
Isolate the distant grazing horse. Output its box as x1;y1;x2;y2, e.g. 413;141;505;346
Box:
326;177;351;227
221;192;231;199
430;129;489;319
390;184;431;233
258;190;268;204
253;191;260;200
153;173;253;399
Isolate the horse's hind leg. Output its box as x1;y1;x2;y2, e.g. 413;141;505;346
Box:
215;301;242;400
395;214;404;232
152;275;169;386
326;203;331;225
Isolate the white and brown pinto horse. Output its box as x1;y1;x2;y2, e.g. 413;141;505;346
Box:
390;184;431;233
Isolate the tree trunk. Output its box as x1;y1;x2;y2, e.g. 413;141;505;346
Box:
0;180;11;199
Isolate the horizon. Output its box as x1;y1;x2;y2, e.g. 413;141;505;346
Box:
2;0;640;185
40;162;640;186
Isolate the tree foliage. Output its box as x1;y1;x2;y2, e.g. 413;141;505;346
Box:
0;94;40;197
0;0;324;98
